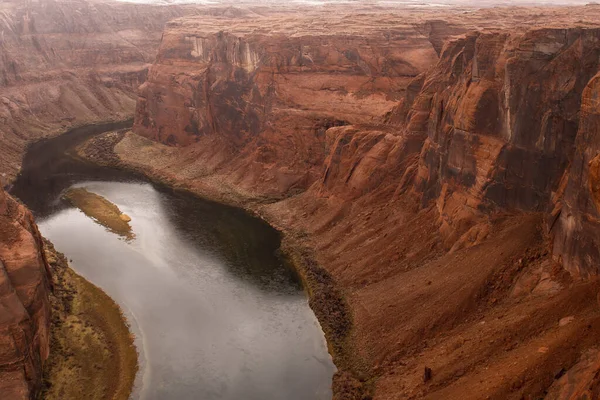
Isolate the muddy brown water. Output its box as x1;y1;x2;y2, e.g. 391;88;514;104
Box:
11;122;334;400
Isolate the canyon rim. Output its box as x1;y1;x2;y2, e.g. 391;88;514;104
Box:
4;0;600;399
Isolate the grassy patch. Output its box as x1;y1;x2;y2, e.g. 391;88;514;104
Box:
63;188;134;240
41;240;138;400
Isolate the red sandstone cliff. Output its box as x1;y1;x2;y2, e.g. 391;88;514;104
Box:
0;188;52;399
133;11;446;198
131;7;600;279
123;5;600;399
553;67;600;279
394;28;600;269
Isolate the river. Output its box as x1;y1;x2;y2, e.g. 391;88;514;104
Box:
10;122;334;400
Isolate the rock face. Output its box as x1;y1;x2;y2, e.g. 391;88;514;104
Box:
134;12;448;197
126;5;600;399
552;69;600;278
397;28;600;260
134;7;600;277
0;188;52;399
395;26;600;282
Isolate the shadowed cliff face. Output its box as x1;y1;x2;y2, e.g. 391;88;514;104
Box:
0;188;52;399
394;28;600;278
553;71;600;278
136;31;266;147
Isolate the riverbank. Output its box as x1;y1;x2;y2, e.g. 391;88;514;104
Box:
78;130;370;398
41;239;138;400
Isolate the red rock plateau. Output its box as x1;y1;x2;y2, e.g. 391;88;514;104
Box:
121;3;600;399
0;187;52;399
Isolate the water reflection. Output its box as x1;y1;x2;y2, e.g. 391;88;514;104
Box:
156;186;302;293
11;125;334;400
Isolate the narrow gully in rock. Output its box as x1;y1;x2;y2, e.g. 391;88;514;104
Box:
10;123;335;400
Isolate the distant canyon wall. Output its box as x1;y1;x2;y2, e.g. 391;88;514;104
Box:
134;14;446;197
0;0;211;182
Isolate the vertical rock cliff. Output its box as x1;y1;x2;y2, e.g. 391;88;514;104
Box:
133;13;444;198
0;188;52;399
552;69;600;278
395;28;600;276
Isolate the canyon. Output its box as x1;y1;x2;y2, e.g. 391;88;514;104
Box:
4;0;600;399
124;4;600;399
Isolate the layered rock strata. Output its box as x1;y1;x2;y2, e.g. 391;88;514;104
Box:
0;188;52;399
133;12;446;198
122;6;600;399
394;28;600;268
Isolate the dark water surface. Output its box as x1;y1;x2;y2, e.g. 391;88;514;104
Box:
11;123;334;400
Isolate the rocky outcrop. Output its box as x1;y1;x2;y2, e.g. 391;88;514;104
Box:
0;188;52;399
552;70;600;278
394;28;600;277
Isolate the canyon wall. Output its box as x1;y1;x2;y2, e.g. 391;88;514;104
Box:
134;12;445;197
0;188;52;399
133;7;600;278
0;0;213;182
395;28;600;272
125;6;600;399
553;67;600;278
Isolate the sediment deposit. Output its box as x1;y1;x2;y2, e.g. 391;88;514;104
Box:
41;240;137;400
64;188;134;240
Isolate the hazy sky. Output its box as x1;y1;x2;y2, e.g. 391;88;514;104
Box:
112;0;598;5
